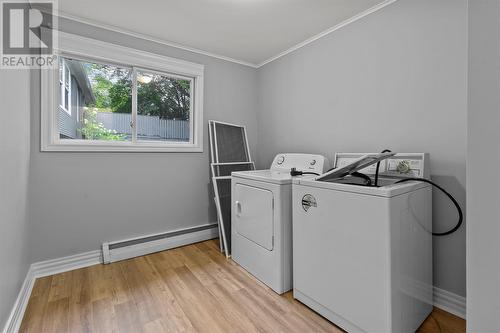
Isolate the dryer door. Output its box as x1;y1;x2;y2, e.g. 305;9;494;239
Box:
234;183;274;251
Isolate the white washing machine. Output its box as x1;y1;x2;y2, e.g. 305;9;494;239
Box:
292;153;433;333
231;153;327;294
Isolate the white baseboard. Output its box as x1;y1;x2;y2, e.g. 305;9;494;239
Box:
2;251;103;333
31;250;102;278
2;269;35;333
2;223;219;333
433;286;466;319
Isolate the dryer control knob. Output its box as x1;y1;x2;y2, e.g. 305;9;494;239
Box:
277;156;285;165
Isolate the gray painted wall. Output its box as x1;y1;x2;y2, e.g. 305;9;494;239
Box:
467;0;500;331
28;18;258;262
0;70;31;327
256;0;467;296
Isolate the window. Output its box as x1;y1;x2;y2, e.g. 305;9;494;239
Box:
42;32;204;152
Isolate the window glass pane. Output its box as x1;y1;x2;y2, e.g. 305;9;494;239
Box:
59;58;63;82
65;66;70;88
59;82;64;107
64;88;69;111
59;59;65;109
58;57;132;141
136;70;191;142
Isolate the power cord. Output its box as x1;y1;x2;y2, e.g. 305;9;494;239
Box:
290;168;320;176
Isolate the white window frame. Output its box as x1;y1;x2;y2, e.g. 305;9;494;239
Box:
59;58;71;115
41;32;204;152
75;87;80;127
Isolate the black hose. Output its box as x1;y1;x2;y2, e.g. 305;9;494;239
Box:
395;177;463;236
373;149;462;236
374;149;392;187
352;172;372;186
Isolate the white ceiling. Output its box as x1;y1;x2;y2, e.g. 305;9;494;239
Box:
59;0;388;66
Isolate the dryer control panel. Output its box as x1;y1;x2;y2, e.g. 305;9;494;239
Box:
334;153;429;179
271;153;327;174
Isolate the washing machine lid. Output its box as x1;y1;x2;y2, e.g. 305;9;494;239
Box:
317;152;396;182
295;177;429;197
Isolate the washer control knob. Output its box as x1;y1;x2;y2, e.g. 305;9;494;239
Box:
277;156;285;165
397;160;411;174
310;159;317;166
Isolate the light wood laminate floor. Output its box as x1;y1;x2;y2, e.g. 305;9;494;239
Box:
20;240;465;333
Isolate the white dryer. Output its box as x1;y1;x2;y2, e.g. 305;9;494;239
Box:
292;153;433;333
231;153;327;294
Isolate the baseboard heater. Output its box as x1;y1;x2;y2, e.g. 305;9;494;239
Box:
102;223;219;264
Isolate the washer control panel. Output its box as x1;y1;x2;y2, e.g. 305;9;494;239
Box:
271;153;327;174
334;153;429;179
385;156;425;177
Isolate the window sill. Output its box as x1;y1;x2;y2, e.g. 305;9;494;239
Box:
41;140;203;152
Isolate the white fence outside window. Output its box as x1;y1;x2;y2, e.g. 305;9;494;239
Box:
96;112;190;141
